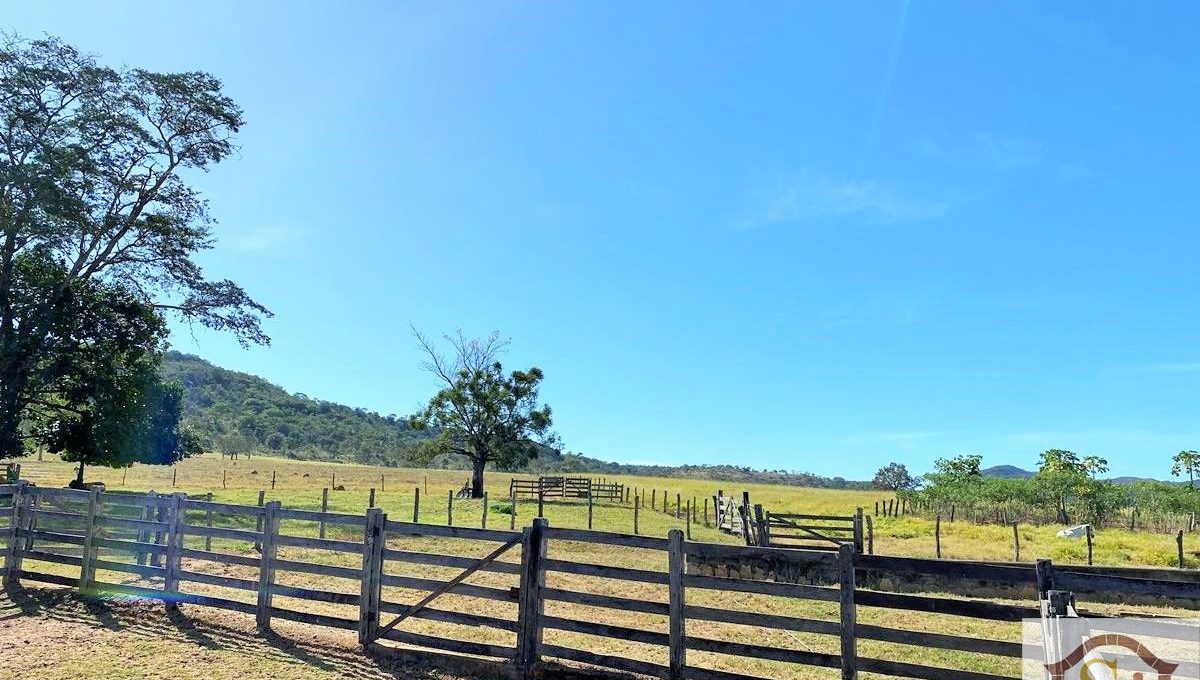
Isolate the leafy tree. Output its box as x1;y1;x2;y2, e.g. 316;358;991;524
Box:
0;35;269;459
409;329;559;498
934;454;983;479
1173;450;1200;490
873;462;917;491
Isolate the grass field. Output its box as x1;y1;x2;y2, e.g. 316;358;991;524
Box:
8;453;1196;569
1;453;1196;680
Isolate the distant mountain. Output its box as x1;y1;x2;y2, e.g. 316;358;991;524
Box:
160;351;870;488
160;351;432;467
982;464;1034;479
981;463;1171;485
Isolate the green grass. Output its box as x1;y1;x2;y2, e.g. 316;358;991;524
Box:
3;453;1196;680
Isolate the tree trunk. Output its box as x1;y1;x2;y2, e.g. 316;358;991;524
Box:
73;461;85;488
471;458;486;499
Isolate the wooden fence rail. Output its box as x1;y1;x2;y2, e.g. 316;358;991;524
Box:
0;481;1196;680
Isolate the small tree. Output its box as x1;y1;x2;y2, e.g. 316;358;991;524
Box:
873;462;917;491
409;329;559;498
1173;450;1200;490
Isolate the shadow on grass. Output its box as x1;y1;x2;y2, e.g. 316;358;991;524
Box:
0;585;455;679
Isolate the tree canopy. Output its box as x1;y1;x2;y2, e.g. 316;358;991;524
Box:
873;462;917;491
0;35;267;471
409;329;558;498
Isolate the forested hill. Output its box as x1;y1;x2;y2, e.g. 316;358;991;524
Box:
159;351;870;488
160;351;431;467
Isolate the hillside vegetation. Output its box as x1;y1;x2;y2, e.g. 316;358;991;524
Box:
160;352;868;489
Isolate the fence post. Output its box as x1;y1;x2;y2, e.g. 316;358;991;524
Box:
3;481;29;587
78;486;102;593
447;490;454;526
136;490;154;566
634;494;640;535
152;496;167;568
255;500;282;632
587;486;594;530
482;492;489;528
413;487;420;523
1086;525;1094;565
369;488;376;509
703;497;709;527
516;517;549;678
205;492;214;551
668;529;686;680
864;515;874;555
837;543;858;680
358;508;386;647
164;492;186;604
510;489;517;531
254;490;266;551
1178;530;1185;568
935;513;942;558
1013;522;1020;561
753;504;767;546
319;489;329;540
537;484;545;518
686;501;692;541
853;508;864;553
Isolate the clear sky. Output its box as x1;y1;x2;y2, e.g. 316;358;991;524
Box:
10;3;1200;480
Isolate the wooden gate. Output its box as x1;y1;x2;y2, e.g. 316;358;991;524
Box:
764;510;864;553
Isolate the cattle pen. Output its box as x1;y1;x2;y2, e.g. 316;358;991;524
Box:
1;481;1198;680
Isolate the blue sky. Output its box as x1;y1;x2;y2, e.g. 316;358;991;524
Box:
11;3;1200;480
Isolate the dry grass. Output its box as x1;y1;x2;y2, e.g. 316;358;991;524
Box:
2;453;1196;680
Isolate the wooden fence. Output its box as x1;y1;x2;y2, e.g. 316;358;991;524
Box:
2;480;1198;680
510;476;625;502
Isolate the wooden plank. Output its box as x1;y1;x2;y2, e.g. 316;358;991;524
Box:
272;583;360;605
838;543;856;680
164;494;185;600
269;606;358;631
96;537;168;556
377;628;514;659
685;636;841;669
668;529;686;680
684;540;836;566
274;534;363;553
19;570;80;587
179;547;259;568
544;587;670;616
542;644;671;680
180;524;259;542
544;558;669;585
683;573;840;602
27;508;86;522
684;605;838;635
182;498;263;516
856;624;1026;658
378;601;519;632
92;559;165;579
274;557;361;580
857;657;1019;680
256;501;281;631
384;520;518;543
23;550;83;567
379;574;519;603
855;590;1039;621
771;513;856;522
1056;570;1200;600
359;508;385;645
78;487;101;591
383;549;521;575
177;569;259;591
545;527;669;551
516;517;548;676
23;529;86;545
3;482;28;586
278;506;365;526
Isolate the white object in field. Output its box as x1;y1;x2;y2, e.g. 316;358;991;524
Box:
1056;524;1091;539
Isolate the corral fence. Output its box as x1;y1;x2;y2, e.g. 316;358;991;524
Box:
1;481;1198;680
510;476;625;502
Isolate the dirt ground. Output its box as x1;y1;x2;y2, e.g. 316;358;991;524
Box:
0;587;474;680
